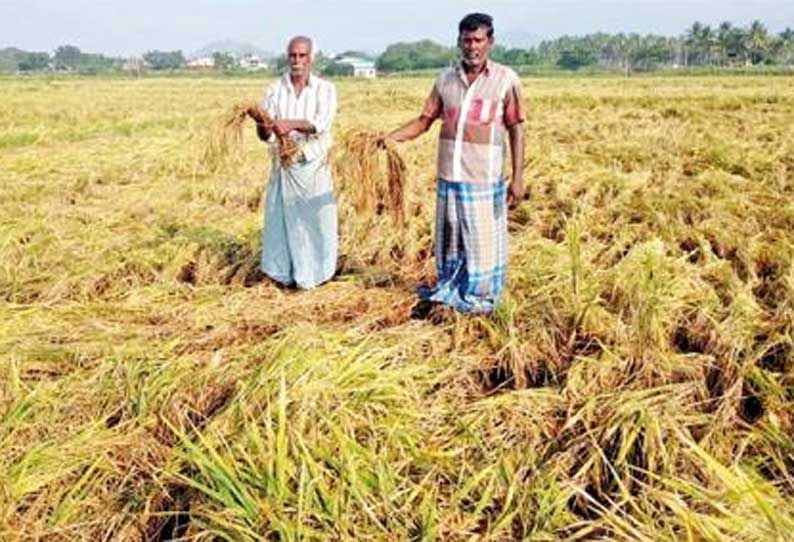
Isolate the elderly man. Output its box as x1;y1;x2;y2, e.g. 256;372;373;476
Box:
255;36;338;289
383;13;525;314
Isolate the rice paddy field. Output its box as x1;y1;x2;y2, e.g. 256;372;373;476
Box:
1;74;794;541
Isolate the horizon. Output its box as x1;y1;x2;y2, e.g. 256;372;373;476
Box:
1;0;793;58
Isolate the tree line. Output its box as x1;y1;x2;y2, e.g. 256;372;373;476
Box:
538;21;794;74
1;20;792;75
0;45;194;73
0;45;122;73
377;21;794;73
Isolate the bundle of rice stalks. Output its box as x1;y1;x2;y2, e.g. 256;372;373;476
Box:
202;102;301;169
332;129;407;227
243;103;302;167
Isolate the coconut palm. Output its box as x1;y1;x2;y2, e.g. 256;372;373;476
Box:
746;19;770;64
684;22;702;65
717;21;748;66
773;28;794;65
717;21;732;65
685;22;716;65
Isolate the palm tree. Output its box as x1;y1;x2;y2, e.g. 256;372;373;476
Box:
717;21;748;66
685;22;716;65
746;20;770;64
684;22;703;65
717;21;732;65
613;34;631;71
632;35;671;71
700;25;716;65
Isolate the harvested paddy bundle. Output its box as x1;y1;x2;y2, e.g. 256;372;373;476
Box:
332;129;407;228
202;102;301;168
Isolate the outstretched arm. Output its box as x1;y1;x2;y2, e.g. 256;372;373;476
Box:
382;82;441;145
383;115;435;144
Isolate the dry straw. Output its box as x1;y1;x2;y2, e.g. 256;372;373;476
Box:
203;102;301;168
5;76;794;542
202;105;408;228
332;128;407;227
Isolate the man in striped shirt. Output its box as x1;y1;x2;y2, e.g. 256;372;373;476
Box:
255;36;338;289
383;13;526;314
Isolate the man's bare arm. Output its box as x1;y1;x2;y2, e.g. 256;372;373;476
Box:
383;116;435;144
256;120;316;143
506;123;525;208
274;120;316;136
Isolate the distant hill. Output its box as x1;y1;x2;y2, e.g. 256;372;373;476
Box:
191;40;273;60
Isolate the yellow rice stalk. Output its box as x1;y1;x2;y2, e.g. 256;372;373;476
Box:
203;102;301;168
332;128;407;228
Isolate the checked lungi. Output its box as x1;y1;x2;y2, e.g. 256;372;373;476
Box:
418;179;508;313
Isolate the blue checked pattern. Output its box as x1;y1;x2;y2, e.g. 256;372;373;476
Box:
418;179;508;313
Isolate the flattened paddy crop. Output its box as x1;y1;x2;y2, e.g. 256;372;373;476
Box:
1;75;793;541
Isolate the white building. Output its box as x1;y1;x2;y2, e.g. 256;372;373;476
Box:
123;57;145;74
239;54;269;71
187;56;215;69
336;56;377;78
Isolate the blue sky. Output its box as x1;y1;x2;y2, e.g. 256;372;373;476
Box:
1;0;793;56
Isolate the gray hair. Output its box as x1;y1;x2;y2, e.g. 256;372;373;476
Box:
287;36;315;61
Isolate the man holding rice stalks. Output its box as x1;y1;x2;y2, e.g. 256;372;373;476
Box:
254;36;338;289
382;13;526;314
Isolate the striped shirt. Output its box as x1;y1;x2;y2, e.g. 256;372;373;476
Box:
261;73;337;163
421;60;525;184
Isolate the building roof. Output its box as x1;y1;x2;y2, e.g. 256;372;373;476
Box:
336;56;376;69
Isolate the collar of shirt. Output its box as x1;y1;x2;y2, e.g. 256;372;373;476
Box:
282;72;315;94
455;59;492;86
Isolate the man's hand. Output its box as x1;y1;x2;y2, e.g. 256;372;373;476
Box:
506;180;525;209
376;134;395;150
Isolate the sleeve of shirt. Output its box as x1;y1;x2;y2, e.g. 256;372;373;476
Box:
312;81;337;134
503;74;526;128
420;80;443;120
